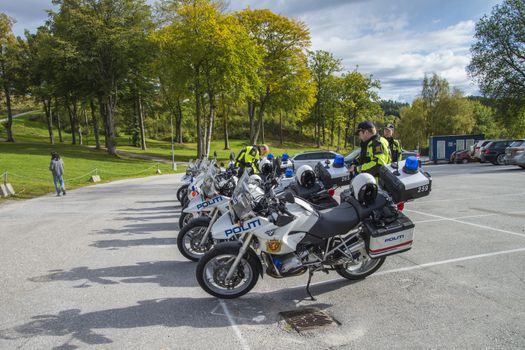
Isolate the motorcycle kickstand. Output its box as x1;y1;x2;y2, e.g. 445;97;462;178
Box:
305;268;316;301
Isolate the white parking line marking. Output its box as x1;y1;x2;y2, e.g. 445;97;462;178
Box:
220;300;251;350
406;209;525;238
413;210;525;224
286;247;525;292
417;192;525;204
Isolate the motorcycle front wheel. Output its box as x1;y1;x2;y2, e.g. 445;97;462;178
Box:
336;256;385;280
177;217;213;261
196;245;259;299
177;184;189;203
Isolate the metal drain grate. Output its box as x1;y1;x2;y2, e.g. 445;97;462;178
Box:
279;307;339;332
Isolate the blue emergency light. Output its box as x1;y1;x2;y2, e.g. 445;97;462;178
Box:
404;156;419;173
267;153;274;160
282;153;289;161
285;168;294;178
333;154;344;168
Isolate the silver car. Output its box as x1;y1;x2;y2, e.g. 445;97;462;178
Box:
472;140;493;162
504;139;525;169
291;150;340;170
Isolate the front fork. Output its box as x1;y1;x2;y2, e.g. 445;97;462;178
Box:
199;208;219;246
225;232;253;281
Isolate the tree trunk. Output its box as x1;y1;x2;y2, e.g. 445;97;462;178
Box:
176;99;183;144
90;97;100;149
248;99;255;143
330;115;335;147
352;110;358;149
337;124;341;152
98;96;108;149
251;93;268;145
222;95;229;150
344;114;350;149
137;92;146;150
322;113;326;145
43;98;54;144
279;112;284;146
104;94;117;156
66;97;77;145
205;94;215;158
54;98;63;143
195;89;203;158
261;112;265;144
1;59;14;142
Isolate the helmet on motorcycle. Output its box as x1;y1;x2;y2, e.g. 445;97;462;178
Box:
259;158;273;175
249;174;263;186
351;173;378;205
295;165;316;189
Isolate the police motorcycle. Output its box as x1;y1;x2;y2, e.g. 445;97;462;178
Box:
177;159;199;203
178;160;237;228
177;157;338;262
178;158;213;206
195;156;432;299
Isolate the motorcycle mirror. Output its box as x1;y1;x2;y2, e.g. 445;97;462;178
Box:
229;152;235;161
220;162;225;167
214;151;218;159
283;191;295;204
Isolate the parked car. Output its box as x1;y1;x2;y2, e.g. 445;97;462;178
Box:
291;150;340;169
449;149;472;164
504;139;525;169
480;140;516;165
472;140;493;161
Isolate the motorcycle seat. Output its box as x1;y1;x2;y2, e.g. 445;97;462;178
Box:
308;202;360;238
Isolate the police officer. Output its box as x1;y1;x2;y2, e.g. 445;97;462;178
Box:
383;123;402;162
348;120;391;178
235;144;269;175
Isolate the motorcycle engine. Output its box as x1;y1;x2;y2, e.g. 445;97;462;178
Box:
269;248;309;276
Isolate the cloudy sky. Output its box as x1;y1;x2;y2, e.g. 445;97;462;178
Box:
2;0;501;102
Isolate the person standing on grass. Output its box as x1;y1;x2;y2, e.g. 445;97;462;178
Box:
49;152;66;196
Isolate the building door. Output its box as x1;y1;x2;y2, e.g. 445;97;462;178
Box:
466;139;474;151
437;141;446;159
456;139;465;151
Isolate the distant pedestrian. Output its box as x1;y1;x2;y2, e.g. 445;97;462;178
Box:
49;152;66;196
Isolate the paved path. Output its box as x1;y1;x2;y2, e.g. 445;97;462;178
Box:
0;110;40;124
0;165;524;349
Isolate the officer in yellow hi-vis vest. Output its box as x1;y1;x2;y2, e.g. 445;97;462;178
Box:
235;145;267;175
348;120;391;179
383;123;402;162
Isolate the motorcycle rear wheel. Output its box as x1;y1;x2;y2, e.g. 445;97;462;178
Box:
177;217;213;261
336;256;385;280
196;245;259;299
178;212;195;229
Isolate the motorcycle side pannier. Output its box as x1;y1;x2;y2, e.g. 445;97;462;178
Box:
315;162;352;188
364;213;415;258
379;160;432;203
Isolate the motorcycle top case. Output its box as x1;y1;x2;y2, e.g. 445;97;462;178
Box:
364;213;415;258
379;161;431;203
315;162;352;188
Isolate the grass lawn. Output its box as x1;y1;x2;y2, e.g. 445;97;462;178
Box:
0;112;181;200
1;111;352;199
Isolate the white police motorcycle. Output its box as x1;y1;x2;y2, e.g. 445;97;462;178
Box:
196;157;432;299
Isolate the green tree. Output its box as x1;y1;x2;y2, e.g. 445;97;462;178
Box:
468;0;525;137
237;8;311;144
0;13;20;142
51;0;155;155
340;71;382;148
308;50;342;147
155;0;261;158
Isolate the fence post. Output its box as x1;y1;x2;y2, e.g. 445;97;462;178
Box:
3;171;6;186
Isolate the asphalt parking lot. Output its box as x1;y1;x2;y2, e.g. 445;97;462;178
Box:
0;163;524;349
